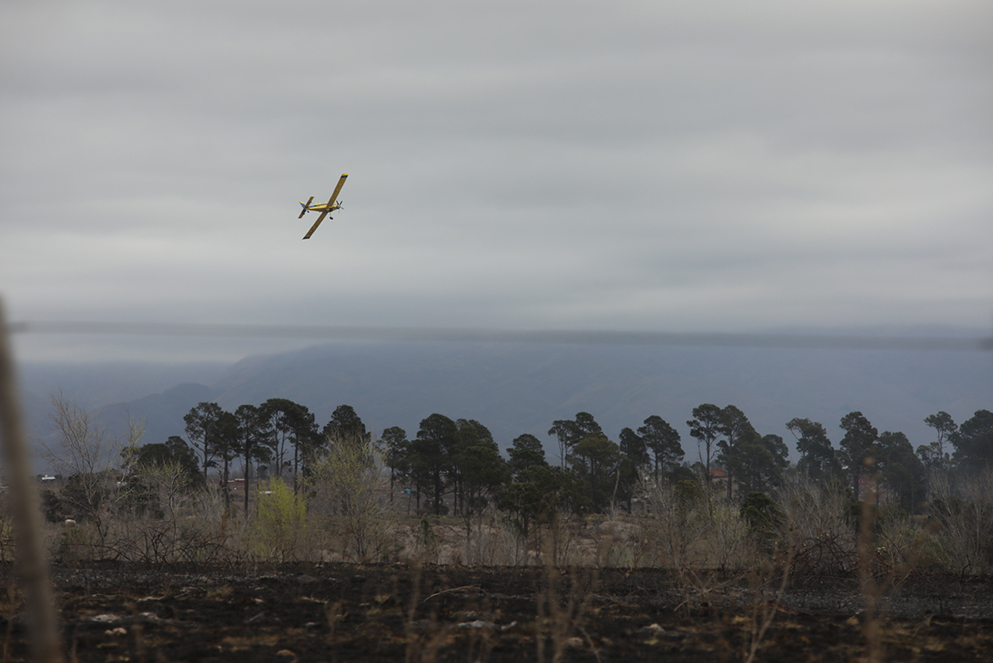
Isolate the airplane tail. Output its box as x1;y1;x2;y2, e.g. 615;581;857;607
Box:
298;196;314;219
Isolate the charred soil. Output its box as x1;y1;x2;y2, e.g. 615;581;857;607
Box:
2;563;992;662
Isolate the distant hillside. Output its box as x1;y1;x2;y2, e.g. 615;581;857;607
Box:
69;339;993;464
19;361;229;465
96;383;219;445
19;361;229;410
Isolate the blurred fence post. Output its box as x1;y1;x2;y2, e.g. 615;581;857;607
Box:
0;299;64;663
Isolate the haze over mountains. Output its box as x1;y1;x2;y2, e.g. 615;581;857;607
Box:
18;328;991;470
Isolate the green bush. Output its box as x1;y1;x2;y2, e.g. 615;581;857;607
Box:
252;478;307;561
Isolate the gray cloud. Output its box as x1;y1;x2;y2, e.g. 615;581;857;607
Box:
2;1;991;361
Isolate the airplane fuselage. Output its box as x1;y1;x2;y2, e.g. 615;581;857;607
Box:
300;203;341;214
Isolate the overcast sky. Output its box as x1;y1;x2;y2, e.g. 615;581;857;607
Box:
2;1;991;363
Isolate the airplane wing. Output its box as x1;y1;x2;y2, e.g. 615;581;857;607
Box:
324;173;348;210
302;174;347;240
303;209;331;240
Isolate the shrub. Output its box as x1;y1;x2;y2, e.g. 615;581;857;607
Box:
778;477;858;577
252;478;307;561
640;478;708;570
927;469;993;574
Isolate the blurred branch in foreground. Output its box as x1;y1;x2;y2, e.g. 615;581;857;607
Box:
0;301;64;662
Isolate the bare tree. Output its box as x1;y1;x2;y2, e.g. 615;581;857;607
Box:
42;393;130;531
308;437;397;563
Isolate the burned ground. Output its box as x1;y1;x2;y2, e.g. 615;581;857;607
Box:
2;563;992;662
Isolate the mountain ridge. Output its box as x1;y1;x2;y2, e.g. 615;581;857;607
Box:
19;336;991;467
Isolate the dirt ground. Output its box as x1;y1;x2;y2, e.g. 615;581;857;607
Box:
2;563;992;662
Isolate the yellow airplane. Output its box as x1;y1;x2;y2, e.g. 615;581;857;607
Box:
298;173;348;239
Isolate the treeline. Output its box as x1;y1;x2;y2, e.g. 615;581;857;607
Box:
380;406;993;527
117;398;991;523
23;393;993;572
127;399;373;512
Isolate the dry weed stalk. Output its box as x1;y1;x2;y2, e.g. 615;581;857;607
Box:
324;599;345;643
858;471;884;663
856;470;955;663
743;544;795;663
402;563;450;663
536;524;601;663
537;566;595;663
404;562;424;663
